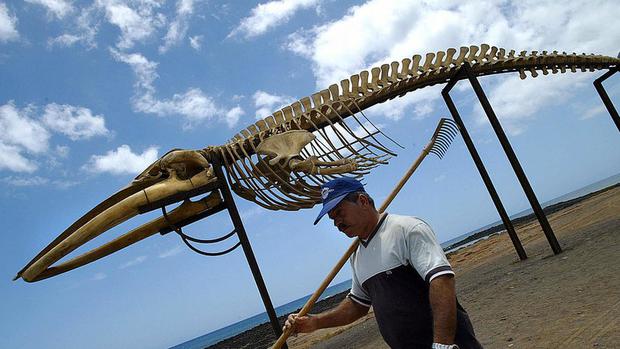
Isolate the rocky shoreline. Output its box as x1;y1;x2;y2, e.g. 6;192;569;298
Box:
442;183;620;251
206;291;349;349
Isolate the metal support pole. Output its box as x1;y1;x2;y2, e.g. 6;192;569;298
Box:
460;62;562;255
442;76;527;260
593;68;620;133
212;159;287;348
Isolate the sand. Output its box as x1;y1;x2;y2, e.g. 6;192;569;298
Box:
285;184;620;349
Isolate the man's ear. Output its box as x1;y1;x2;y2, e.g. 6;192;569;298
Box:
358;193;369;206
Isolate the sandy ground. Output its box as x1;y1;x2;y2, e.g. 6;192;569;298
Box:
286;185;620;349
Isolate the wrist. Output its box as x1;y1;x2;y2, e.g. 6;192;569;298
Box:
432;343;459;349
309;314;321;331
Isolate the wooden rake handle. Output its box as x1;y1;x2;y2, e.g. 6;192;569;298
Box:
272;118;457;349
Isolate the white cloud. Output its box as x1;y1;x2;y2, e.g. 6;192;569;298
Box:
189;35;202;50
0;3;19;43
365;85;442;121
42;103;109;140
475;73;590;135
0;102;50;154
253;90;296;119
434;174;446;183
224;106;244;128
284;0;620;133
85;145;159;175
111;49;238;127
159;0;196;53
2;175;48;186
229;0;320;39
240;206;265;221
1;175;79;188
48;5;99;49
55;145;70;158
25;0;74;19
580;105;606;120
0;144;37;173
98;0;165;50
0;102;50;173
48;34;80;47
158;245;182;258
92;272;107;280
119;255;147;269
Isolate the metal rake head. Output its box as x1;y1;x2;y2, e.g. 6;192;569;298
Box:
428;118;459;159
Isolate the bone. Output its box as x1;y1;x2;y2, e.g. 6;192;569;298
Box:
289;156;357;175
360;70;371;93
376;64;388;87
454;47;469;66
21;169;217;282
272;111;285;124
329;84;342;101
398;58;411;79
291;101;304;118
476;43;491;63
33;192;223;281
488;46;498;62
349;74;362;97
284;106;296;124
242;142;316;205
467;45;479;63
299;96;313;113
369;66;381;91
389;61;400;83
443;48;457;68
432;51;445;70
410;54;422;77
422;52;436;72
311;92;323;109
319;89;332;105
256;130;315;166
339;79;353;99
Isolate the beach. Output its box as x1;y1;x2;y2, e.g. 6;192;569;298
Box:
210;184;620;348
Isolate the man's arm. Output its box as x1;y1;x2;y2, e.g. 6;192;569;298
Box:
429;274;457;344
283;297;369;334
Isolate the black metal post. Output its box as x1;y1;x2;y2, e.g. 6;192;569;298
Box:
212;159;287;348
593;68;620;133
460;62;562;255
442;76;527;260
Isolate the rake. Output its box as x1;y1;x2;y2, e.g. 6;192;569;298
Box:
272;117;460;349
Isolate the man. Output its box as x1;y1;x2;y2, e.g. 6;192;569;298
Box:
284;177;482;349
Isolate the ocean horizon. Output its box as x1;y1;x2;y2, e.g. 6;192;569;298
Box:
172;172;620;349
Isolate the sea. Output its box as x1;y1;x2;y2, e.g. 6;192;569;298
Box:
172;173;620;349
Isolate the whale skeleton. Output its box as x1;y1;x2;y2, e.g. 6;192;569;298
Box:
14;44;620;283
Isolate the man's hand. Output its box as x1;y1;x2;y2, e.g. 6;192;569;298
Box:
283;313;318;334
282;297;369;335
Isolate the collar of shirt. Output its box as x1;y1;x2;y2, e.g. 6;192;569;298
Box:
360;213;388;248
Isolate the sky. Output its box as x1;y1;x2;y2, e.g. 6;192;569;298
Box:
1;0;619;348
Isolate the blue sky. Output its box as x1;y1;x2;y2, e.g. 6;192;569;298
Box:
1;0;619;348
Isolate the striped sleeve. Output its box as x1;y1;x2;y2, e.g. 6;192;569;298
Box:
348;263;371;307
406;220;454;283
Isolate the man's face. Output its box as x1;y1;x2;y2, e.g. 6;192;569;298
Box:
327;195;368;238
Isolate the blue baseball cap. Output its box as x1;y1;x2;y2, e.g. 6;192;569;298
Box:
314;177;365;225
